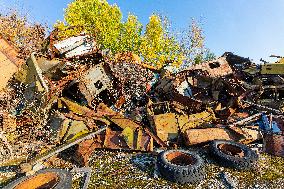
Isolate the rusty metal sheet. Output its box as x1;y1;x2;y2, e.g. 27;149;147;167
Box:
136;128;153;151
104;127;129;149
184;128;241;146
108;116;140;130
15;53;49;93
0;35;23;90
75;134;105;166
96;103;140;130
0;35;23;67
178;109;216;132
152;113;179;143
59;119;89;142
186;57;233;78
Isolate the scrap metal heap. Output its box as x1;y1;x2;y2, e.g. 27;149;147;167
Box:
0;33;283;173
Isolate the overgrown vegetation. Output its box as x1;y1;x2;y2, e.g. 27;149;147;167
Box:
0;0;214;68
55;0;214;68
0;11;46;59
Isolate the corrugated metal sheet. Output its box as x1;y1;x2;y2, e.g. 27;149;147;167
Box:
54;35;96;58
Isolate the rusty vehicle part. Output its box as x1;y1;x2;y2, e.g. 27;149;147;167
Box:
209;140;258;170
186;56;233;78
57;98;111;128
150;113;179;143
157;150;206;184
143;126;168;148
58;97;97;117
228;126;261;144
48;111;91;143
222;52;252;73
153;76;204;112
260;60;284;75
253;85;284;112
59;119;89;143
79;63;114;106
214;105;236;119
45;65;89;104
3;168;72;189
104;126;153;151
103;127;130;149
178;109;215;132
95;103;167;148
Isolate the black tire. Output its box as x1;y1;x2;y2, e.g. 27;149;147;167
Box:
209;140;258;170
157;150;206;184
3;168;72;189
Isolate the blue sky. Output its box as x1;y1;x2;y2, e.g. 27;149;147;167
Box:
1;0;284;63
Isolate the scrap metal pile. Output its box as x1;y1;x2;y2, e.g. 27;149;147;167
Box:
0;32;284;186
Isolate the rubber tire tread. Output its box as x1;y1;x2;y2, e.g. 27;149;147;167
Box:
157;150;206;184
209;140;258;170
3;168;72;189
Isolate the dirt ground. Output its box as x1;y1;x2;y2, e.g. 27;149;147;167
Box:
70;147;284;189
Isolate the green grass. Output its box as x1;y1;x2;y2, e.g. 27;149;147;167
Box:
1;150;283;188
71;150;284;189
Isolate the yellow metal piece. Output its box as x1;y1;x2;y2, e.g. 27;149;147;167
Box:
243;67;259;75
261;63;284;75
68;130;89;142
122;127;135;149
178;109;216;132
153;113;179;142
278;58;284;64
58;119;89;142
59;97;94;116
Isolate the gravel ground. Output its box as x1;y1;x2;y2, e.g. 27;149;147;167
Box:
71;147;284;189
0;146;283;189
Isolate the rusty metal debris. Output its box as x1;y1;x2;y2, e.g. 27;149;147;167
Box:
1;31;284;186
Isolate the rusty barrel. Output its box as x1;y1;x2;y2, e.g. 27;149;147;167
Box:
262;131;284;157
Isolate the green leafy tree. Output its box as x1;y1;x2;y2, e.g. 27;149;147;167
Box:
55;0;214;69
55;0;122;53
119;14;143;54
181;19;215;65
141;14;183;68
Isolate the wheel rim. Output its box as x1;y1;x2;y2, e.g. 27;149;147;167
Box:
166;151;197;166
218;143;245;158
14;172;59;189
